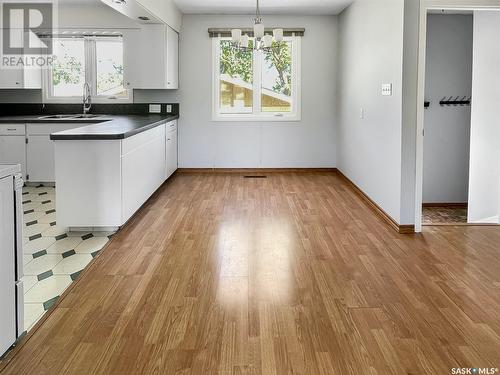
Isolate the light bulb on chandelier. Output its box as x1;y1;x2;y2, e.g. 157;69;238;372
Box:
230;0;284;52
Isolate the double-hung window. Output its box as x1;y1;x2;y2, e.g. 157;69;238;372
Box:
213;36;301;121
43;35;130;103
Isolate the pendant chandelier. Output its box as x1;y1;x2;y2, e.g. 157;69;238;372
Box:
230;0;283;52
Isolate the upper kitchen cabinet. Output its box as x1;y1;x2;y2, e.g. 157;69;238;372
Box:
0;66;41;89
125;24;179;90
100;0;182;32
166;26;179;89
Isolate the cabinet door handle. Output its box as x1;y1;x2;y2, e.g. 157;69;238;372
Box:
7;128;17;131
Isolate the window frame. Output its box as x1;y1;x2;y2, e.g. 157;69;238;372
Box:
212;35;301;122
42;35;132;104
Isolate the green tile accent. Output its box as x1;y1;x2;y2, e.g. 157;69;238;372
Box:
38;192;48;196
82;233;94;241
29;233;42;241
55;233;68;241
46;209;56;214
32;250;47;259
50;221;57;226
24;209;34;215
43;296;59;311
22;200;32;204
62;249;76;258
70;270;82;281
41;200;51;204
26;220;38;226
37;270;53;281
91;250;100;258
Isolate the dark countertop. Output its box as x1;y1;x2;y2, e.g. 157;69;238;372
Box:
0;115;110;124
50;115;179;140
0;114;179;140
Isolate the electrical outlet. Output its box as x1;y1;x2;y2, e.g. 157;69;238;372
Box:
382;83;393;96
360;108;365;120
149;104;161;113
166;105;172;113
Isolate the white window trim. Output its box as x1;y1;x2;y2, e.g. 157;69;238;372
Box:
42;36;132;104
212;36;301;122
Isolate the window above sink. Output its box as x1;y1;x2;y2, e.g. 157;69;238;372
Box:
42;36;132;104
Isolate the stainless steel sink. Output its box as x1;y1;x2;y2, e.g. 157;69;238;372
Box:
38;114;105;120
38;114;77;119
71;114;103;119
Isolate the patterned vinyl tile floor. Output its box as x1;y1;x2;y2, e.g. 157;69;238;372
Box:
21;185;115;332
422;206;468;225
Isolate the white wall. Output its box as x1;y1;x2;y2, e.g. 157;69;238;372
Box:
337;0;405;223
423;14;473;204
152;15;337;168
468;10;500;223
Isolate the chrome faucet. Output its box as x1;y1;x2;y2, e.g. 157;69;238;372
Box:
83;82;92;114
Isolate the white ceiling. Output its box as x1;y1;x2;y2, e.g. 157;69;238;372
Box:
173;0;353;15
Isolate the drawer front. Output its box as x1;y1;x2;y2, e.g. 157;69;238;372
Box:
0;124;25;135
166;120;177;132
122;124;166;156
26;123;84;135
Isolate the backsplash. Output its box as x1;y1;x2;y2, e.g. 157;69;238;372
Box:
0;103;179;116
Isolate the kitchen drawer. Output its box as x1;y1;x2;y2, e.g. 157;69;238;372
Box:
121;124;165;156
166;120;177;132
26;123;84;135
0;124;25;135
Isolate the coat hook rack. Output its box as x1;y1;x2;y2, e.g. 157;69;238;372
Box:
424;101;430;109
439;96;471;106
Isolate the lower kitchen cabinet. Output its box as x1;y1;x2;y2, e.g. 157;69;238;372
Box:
122;125;166;221
54;120;178;228
166;120;178;179
26;124;84;183
0;136;26;180
0;124;27;180
26;135;54;182
0;123;86;183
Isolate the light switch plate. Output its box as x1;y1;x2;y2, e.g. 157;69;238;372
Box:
382;83;393;96
166;105;172;113
149;104;161;113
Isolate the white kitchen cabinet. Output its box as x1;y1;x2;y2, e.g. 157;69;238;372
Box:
166;26;179;89
0;124;27;180
0;67;41;89
137;25;179;89
54;121;177;228
26;135;54;182
166;120;178;178
122;125;166;220
26;123;85;182
122;29;142;89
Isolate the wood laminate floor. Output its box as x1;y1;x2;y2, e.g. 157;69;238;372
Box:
1;171;500;375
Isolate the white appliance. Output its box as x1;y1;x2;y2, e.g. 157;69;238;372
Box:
0;164;24;356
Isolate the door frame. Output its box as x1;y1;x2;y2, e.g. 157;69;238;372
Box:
413;0;500;232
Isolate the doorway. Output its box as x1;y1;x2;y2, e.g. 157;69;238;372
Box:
414;4;500;230
422;11;472;225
